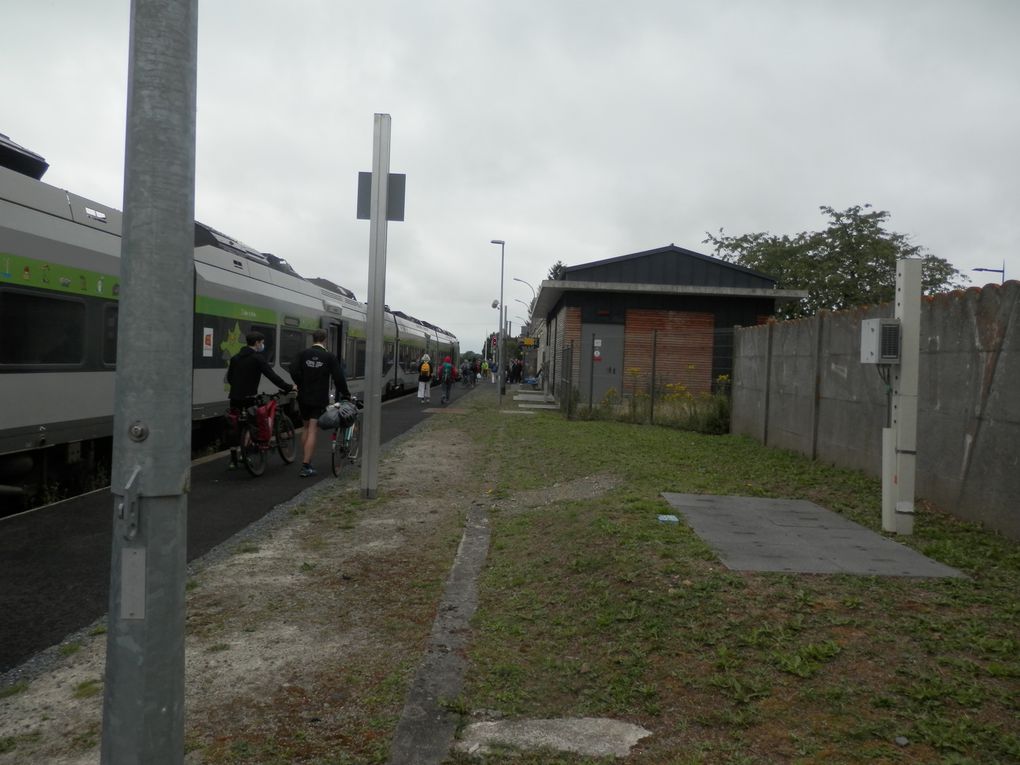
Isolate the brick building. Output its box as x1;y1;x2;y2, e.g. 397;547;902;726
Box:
530;244;804;404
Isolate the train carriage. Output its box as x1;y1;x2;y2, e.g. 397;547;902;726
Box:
0;133;458;510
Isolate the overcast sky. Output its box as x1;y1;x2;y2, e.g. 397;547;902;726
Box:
5;0;1018;352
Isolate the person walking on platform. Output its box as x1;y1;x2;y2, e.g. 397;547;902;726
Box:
417;354;432;403
226;331;295;469
438;355;456;404
289;329;350;478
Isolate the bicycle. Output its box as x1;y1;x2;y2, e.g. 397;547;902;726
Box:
325;397;364;477
231;390;297;477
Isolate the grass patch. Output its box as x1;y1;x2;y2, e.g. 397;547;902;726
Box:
72;679;103;699
456;405;1020;764
0;681;28;699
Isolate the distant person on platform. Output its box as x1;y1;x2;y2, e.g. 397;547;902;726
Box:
438;355;457;404
417;354;432;403
226;331;296;469
289;329;350;478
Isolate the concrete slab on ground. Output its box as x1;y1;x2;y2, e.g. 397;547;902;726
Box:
512;391;558;410
660;493;963;578
455;717;652;759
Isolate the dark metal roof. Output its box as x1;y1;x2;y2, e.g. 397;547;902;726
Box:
533;244;806;319
563;244;777;289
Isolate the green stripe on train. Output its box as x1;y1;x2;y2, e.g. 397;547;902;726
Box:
2;252;308;327
195;295;276;323
0;252;119;298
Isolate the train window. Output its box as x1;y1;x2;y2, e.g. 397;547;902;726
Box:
399;339;421;372
103;304;118;365
280;328;306;367
345;335;366;378
0;290;85;365
383;340;395;374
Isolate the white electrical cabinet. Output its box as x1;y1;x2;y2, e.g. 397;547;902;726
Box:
860;318;901;364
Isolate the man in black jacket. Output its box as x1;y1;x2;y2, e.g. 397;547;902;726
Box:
289;328;351;477
226;331;295;468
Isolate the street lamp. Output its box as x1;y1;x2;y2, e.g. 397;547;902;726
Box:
491;240;505;404
972;261;1005;285
514;297;531;313
513;276;536;303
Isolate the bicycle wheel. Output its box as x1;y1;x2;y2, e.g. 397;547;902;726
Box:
241;423;266;477
330;428;345;477
275;413;296;464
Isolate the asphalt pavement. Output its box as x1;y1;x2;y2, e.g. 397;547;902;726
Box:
0;390;438;673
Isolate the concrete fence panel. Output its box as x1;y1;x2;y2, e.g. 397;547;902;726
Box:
732;282;1019;540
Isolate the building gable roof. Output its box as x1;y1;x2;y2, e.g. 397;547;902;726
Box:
532;244;806;320
564;244;776;290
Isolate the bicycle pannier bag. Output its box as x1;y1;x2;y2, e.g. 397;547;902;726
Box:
317;405;341;430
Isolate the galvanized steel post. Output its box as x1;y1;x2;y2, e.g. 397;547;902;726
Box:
361;114;392;499
102;0;197;762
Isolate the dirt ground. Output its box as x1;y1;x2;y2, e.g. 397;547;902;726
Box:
0;410;618;764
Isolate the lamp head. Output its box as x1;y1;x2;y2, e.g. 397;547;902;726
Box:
491;299;499;309
490;239;505;246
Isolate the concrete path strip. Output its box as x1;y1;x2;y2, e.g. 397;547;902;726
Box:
386;501;491;765
455;717;653;758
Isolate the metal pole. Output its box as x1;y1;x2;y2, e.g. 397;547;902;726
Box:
649;329;657;425
491;240;505;406
102;1;197;762
362;114;391;500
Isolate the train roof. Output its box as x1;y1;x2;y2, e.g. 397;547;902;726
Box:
0;133;49;180
308;277;357;301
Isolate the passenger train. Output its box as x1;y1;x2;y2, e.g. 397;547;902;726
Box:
0;133;458;511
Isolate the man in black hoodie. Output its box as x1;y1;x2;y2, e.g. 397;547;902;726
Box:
289;328;351;477
226;331;295;468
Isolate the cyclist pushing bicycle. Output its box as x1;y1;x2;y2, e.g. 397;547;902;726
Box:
288;328;351;478
226;331;296;470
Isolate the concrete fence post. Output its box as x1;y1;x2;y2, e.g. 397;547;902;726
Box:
762;322;774;446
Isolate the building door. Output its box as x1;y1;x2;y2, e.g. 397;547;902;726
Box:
579;323;624;407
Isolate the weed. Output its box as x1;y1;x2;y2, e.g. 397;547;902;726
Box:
72;679;103;699
0;681;28;699
59;642;81;657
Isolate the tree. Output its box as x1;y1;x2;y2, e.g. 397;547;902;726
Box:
547;260;567;281
703;205;966;319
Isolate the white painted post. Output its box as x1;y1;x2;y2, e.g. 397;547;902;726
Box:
881;427;896;531
892;259;922;535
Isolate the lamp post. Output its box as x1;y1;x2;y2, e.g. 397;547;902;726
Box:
491;240;505;404
972;261;1005;285
513;276;536;305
